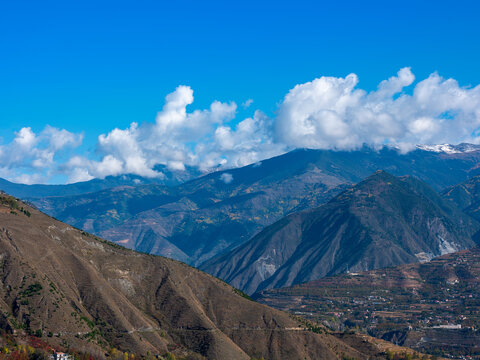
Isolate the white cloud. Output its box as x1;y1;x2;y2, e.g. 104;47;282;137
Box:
4;68;480;184
242;99;254;108
219;173;233;184
275;68;480;150
67;166;94;183
0;126;83;183
209;110;284;170
167;160;186;171
370;67;415;100
14;127;37;149
12;173;45;185
62;85;251;182
42;126;83;150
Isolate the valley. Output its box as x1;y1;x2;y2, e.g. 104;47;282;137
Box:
255;248;480;359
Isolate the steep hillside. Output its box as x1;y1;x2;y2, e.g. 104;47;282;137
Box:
201;171;479;294
25;146;480;265
255;248;480;359
442;175;480;223
31;184;179;235
0;192;372;360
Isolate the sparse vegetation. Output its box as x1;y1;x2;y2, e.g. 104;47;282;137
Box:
165;353;176;360
233;288;253;301
257;247;480;359
0;195;31;217
19;283;43;298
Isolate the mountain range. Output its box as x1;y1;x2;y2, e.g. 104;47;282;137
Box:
201;171;480;294
0;165;201;199
1;145;480;358
8;145;480;267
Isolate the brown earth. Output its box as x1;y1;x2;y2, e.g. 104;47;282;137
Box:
0;194;380;360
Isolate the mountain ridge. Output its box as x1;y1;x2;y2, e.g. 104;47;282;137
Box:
201;171;480;294
7;145;480;266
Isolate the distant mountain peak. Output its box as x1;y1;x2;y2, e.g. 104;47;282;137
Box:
339;170;405;195
416;143;480;154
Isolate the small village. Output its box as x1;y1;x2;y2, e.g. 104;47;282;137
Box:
258;249;480;359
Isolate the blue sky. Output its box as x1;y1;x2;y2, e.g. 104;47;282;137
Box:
1;0;480;183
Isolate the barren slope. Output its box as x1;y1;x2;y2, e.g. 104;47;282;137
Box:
0;193;367;360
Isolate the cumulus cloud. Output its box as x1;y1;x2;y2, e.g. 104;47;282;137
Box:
62;85;277;183
275;68;480;151
4;68;480;184
0;126;83;184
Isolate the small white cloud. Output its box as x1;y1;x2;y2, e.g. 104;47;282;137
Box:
67;167;94;184
14;127;37;149
42;125;83;150
242;99;254;108
370;67;415;100
219;172;233;184
12;173;44;185
167;160;186;171
155;85;194;133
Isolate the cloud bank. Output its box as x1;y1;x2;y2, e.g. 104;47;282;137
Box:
2;68;480;184
0;126;82;184
276;68;480;152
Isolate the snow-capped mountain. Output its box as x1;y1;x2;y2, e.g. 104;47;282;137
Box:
416;143;480;154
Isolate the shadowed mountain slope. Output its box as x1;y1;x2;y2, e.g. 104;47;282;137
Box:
442;175;480;224
0;192;372;360
201;171;479;294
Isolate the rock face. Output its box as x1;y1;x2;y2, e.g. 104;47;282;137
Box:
0;193;368;360
201;171;479;294
10;145;480;266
